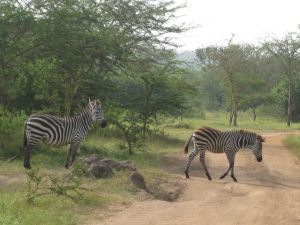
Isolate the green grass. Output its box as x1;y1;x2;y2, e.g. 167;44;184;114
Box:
163;111;300;137
0;127;179;225
0;189;78;225
283;135;300;159
1;111;300;224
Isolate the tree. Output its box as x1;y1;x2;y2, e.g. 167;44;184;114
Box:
196;40;255;126
263;33;300;126
1;0;186;115
112;50;188;137
0;0;38;108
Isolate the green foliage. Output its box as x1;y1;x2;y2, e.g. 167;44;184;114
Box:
283;135;300;159
0;107;25;159
26;167;91;203
0;0;185;115
110;112;144;154
0;191;79;225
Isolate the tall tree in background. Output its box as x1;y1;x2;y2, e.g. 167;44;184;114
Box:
112;50;188;137
263;33;300;126
196;39;254;126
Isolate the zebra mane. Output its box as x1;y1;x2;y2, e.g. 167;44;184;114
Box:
237;130;265;142
74;104;92;118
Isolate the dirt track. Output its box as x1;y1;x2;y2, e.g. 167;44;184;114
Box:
91;133;300;225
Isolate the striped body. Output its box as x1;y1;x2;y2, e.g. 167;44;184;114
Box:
184;127;264;182
26;111;93;147
23;99;106;169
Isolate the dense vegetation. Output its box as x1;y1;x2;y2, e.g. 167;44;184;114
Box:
1;1;300;156
0;0;300;157
0;1;300;224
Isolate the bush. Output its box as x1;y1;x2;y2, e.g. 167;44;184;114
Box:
283;135;300;159
0;107;26;159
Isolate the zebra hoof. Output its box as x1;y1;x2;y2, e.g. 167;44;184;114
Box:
185;171;190;179
219;174;226;179
231;176;237;182
24;164;31;169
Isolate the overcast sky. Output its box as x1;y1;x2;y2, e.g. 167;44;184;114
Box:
173;0;300;52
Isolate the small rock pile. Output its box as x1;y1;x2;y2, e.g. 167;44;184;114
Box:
79;154;136;178
78;154;149;192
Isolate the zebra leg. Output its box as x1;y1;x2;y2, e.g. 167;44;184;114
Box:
219;164;232;180
23;144;32;169
65;145;72;168
220;152;237;182
65;142;80;168
184;148;199;178
230;161;237;182
199;150;212;180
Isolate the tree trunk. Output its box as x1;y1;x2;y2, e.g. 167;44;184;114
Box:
142;83;152;137
125;131;133;155
142;115;147;137
229;99;233;126
232;96;237;126
64;74;79;116
287;77;291;127
253;108;256;122
229;79;238;126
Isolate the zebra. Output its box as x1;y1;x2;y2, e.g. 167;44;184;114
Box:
23;99;107;169
183;127;264;182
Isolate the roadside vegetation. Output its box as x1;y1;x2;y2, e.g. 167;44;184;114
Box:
1;0;300;224
283;135;300;159
1;110;300;225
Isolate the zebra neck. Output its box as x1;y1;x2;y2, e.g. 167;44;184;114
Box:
74;106;94;131
237;133;255;149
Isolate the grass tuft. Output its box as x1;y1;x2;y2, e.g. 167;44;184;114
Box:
283;135;300;159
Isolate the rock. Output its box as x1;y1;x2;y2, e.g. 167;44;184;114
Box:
88;161;113;179
78;154;136;179
129;171;149;192
81;154;102;165
102;159;136;171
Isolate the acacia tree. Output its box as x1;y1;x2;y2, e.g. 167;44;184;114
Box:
0;0;38;108
196;40;254;126
263;33;300;126
2;0;186;115
113;50;187;137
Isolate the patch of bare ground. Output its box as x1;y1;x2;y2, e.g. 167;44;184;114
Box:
86;132;300;225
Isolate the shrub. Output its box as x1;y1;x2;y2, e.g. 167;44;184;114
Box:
0;107;26;159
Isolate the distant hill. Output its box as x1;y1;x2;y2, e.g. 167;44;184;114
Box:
176;51;196;62
176;50;198;68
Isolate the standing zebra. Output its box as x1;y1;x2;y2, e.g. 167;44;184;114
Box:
184;127;264;182
23;99;106;169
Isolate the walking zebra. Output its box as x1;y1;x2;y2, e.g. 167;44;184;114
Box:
184;127;264;182
23;99;106;169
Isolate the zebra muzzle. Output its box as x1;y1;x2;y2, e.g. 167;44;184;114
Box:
257;156;262;162
100;120;107;128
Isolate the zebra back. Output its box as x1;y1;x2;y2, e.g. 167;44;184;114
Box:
186;127;263;153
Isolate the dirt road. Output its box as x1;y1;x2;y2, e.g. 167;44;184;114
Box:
93;133;300;225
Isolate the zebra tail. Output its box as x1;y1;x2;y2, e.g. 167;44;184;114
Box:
184;135;192;154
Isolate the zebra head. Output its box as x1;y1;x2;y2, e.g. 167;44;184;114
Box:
251;135;265;162
89;99;107;128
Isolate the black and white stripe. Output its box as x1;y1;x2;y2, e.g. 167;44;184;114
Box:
23;99;106;169
184;127;264;182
